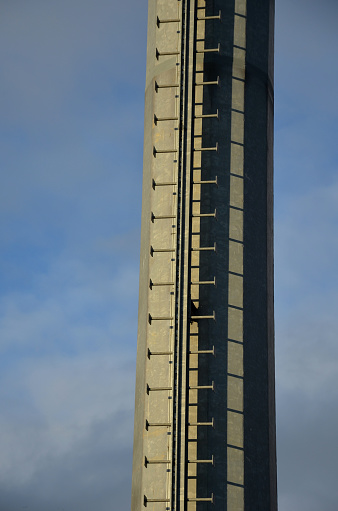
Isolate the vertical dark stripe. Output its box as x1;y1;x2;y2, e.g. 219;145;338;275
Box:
243;0;277;510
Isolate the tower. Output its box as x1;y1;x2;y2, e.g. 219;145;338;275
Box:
132;0;276;509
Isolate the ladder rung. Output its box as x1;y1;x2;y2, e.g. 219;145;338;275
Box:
193;177;218;186
152;179;177;189
145;456;171;466
157;16;180;26
156;49;180;59
194;142;218;152
188;419;214;427
148;349;174;358
191;243;216;252
155;81;179;92
197;11;222;20
195;110;219;119
148;314;174;323
153;146;178;156
189;347;215;355
145;420;171;429
189;382;214;390
196;77;220;86
196;44;220;54
151;213;176;222
187;494;214;503
150;246;175;256
154;114;179;124
147;384;172;394
191;312;215;321
191;277;216;286
188;456;214;464
192;209;217;218
144;496;170;506
150;279;174;288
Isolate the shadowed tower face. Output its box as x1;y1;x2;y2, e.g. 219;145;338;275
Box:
132;1;276;510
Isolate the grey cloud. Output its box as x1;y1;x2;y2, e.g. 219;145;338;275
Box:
275;0;338;113
277;391;338;511
0;0;148;124
0;352;135;510
275;182;338;297
275;181;338;508
0;412;133;511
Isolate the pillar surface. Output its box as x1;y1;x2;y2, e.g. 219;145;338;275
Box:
131;1;276;510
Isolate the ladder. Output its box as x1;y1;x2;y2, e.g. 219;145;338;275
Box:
141;0;247;509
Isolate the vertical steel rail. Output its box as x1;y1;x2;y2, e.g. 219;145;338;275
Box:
171;0;187;507
172;0;197;509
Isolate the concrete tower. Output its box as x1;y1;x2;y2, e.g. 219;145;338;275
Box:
132;1;276;510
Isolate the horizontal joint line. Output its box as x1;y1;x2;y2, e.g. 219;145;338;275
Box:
234;12;247;19
227;408;243;415
229;205;243;212
228;338;243;345
233;44;246;51
228;270;243;277
228;304;243;311
228;372;243;380
227;443;244;451
227;481;244;488
232;76;245;82
232;107;244;114
229;238;243;244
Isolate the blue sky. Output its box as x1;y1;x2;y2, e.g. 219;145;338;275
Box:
0;1;338;509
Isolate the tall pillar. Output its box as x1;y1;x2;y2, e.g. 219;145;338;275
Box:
131;1;276;510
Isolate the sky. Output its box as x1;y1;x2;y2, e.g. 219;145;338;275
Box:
0;0;337;510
